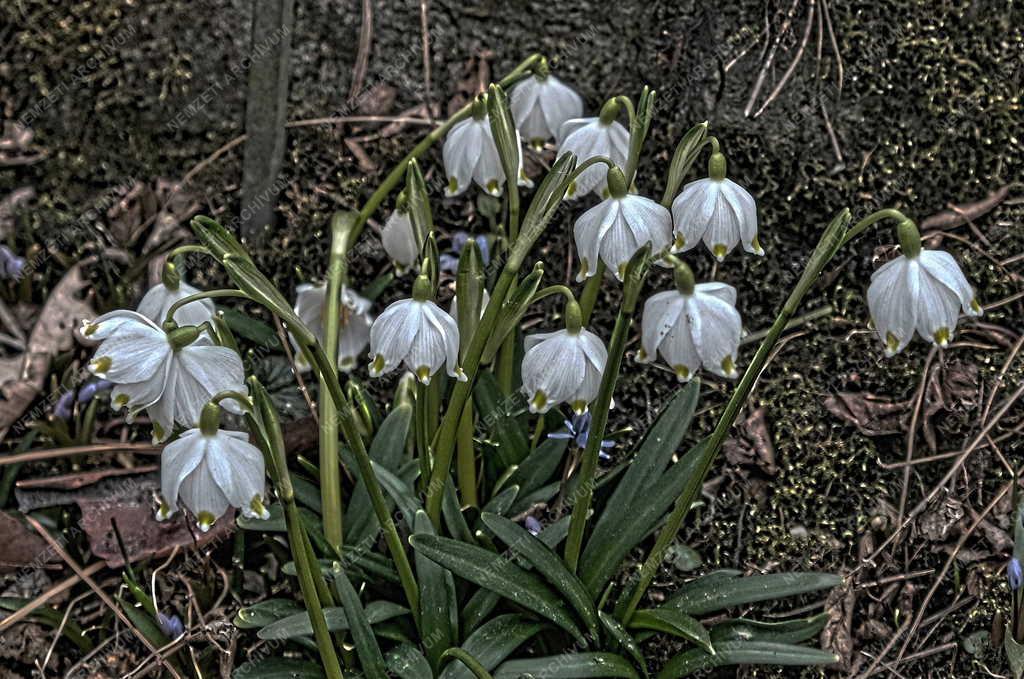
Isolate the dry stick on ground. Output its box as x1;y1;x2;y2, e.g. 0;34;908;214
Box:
981;333;1024;425
744;0;803;117
349;0;373;101
897;346;938;530
420;0;434;124
854;381;1024;578
0;560;104;633
40;590;92;675
893;477;1016;667
273;314;317;423
23;515;185;679
752;0;816;119
0;441;160;466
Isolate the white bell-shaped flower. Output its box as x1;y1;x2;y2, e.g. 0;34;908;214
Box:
82;310;246;442
511;70;584;147
157;422;269;532
638;266;742;381
291;283;373;372
443;112;504;198
556;100;630;199
137;279;216;328
574;167;673;281
368;276;465;384
381;206;420;272
521;318;607;415
867;223;981;356
670;152;762;261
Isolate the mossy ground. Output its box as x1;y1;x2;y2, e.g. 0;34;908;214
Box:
1;0;1022;676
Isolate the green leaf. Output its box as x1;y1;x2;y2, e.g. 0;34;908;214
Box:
233;657;325;679
409;534;585;643
372;461;422;533
508;437;568;496
474;372;529;467
479;485;519;518
443;478;476;544
481;513;600;639
599;611;647;678
494;653;639;679
386;643;434;679
629;609;713;655
332;567;389;679
415;511;456;670
655;640;837;679
1006;626;1024;679
257;601;408;640
349;404;413;545
710;613;828;645
440;614;544;679
0;597;92;652
221;307;277;345
663;572;842;616
234;599;304;629
581;384;699;594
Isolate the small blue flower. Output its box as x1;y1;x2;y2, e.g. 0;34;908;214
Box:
1009;557;1022;591
440;232;490;273
77;378;113;404
54;390;75;420
547;411;614;453
157;612;184;638
0;246;26;280
524;516;542;536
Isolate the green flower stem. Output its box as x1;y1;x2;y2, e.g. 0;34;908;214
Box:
564;247;651;572
342;54;544;251
320;212;356;555
305;343;421;625
456;400;478;507
578;264;605;325
529;415;545;453
531;284;577;305
440;648;495;679
508;179;522;244
617;209;852;623
162;289;250;327
254;381;344;679
659;126;712;208
166;244;212;259
738;305;834;346
426;267;519;524
841;208;911;247
416;381;431;491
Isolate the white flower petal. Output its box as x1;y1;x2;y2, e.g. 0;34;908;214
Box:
521;330;586;412
207;433;267;515
90;316;171;383
160;430;206;509
867;256;917;356
918;249;979;315
442;118;480;196
720;180;761;255
539;77;584;140
137;282;216;328
369;299;423;376
179;455;231;527
915;262;961;344
689;293;742;377
173;345;246;426
382;209;420;268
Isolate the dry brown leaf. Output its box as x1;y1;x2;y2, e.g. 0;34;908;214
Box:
824;391;907;436
0;511;60;573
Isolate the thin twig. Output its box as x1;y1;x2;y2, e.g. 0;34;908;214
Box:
348;0;374;101
897;347;938;527
0;561;104;633
752;0;816;119
744;0;802;117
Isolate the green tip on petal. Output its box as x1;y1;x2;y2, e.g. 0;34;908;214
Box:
486;179;500;195
712;244;727;261
970;299;982;314
933;327;951;347
250;496;270;520
83;322;99;337
566;180;577;198
885;331;900;355
636;348;649;362
90;356;112;375
570;400;588;414
155;501;173;521
673;365;690;381
415;366;432;384
448;177;459;194
721;356;737;377
152;421;166;441
370;354;386;376
751;236;764;255
197;512;216;533
113;393;129;409
530;391;548;413
673;234;686;250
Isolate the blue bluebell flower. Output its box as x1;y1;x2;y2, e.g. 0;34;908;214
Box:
1009;557;1022;591
157;612;184;638
524;516;542;536
547;411;614;454
77;379;113;404
440;232;490;273
0;246;26;280
54;390;75;420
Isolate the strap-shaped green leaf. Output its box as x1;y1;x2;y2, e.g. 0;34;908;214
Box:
409;534;585;643
414;511;456;671
599;611;647;678
481;513;600;639
580;384;699;593
507;436;568;496
348;404;413;545
234;599;304;629
372;460;422;533
710;613;828;644
479;484;519;518
655;640;838;679
440;614;544;679
663;572;842;616
332;567;388;679
385;644;433;679
474;372;529;467
256;601;408;640
232;657;325;678
493;652;639;679
628;609;713;655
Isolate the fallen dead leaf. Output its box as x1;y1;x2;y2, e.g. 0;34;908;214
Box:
824;391;906;437
0;511;60;573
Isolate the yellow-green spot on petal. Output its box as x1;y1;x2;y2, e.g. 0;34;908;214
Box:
90;356;112;374
250;496;269;519
567;181;577;198
156;501;172;521
486;179;500;195
571;400;588;414
617;263;628;280
673;234;686;250
600;187;610;199
531;391;548;412
415;366;432;383
152;421;166;441
370;354;386;375
197;512;216;533
83;323;99;337
113;393;129;409
970;299;982;313
579;258;590;278
934;327;950;346
712;244;727;260
721;356;737;377
751;236;764;254
530;138;545;152
885;331;900;353
448;177;459;194
673;365;690;381
636;348;649;362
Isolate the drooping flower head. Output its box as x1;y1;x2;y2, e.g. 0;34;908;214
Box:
381;202;420;273
443;96;505;197
510;60;584;148
157;402;269;532
290;283;373;373
574;166;673;281
521;298;607;414
137;278;216;329
670;150;761;261
638;262;742;382
866;219;982;356
368;275;465;384
557;99;630;199
82;310;246;442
